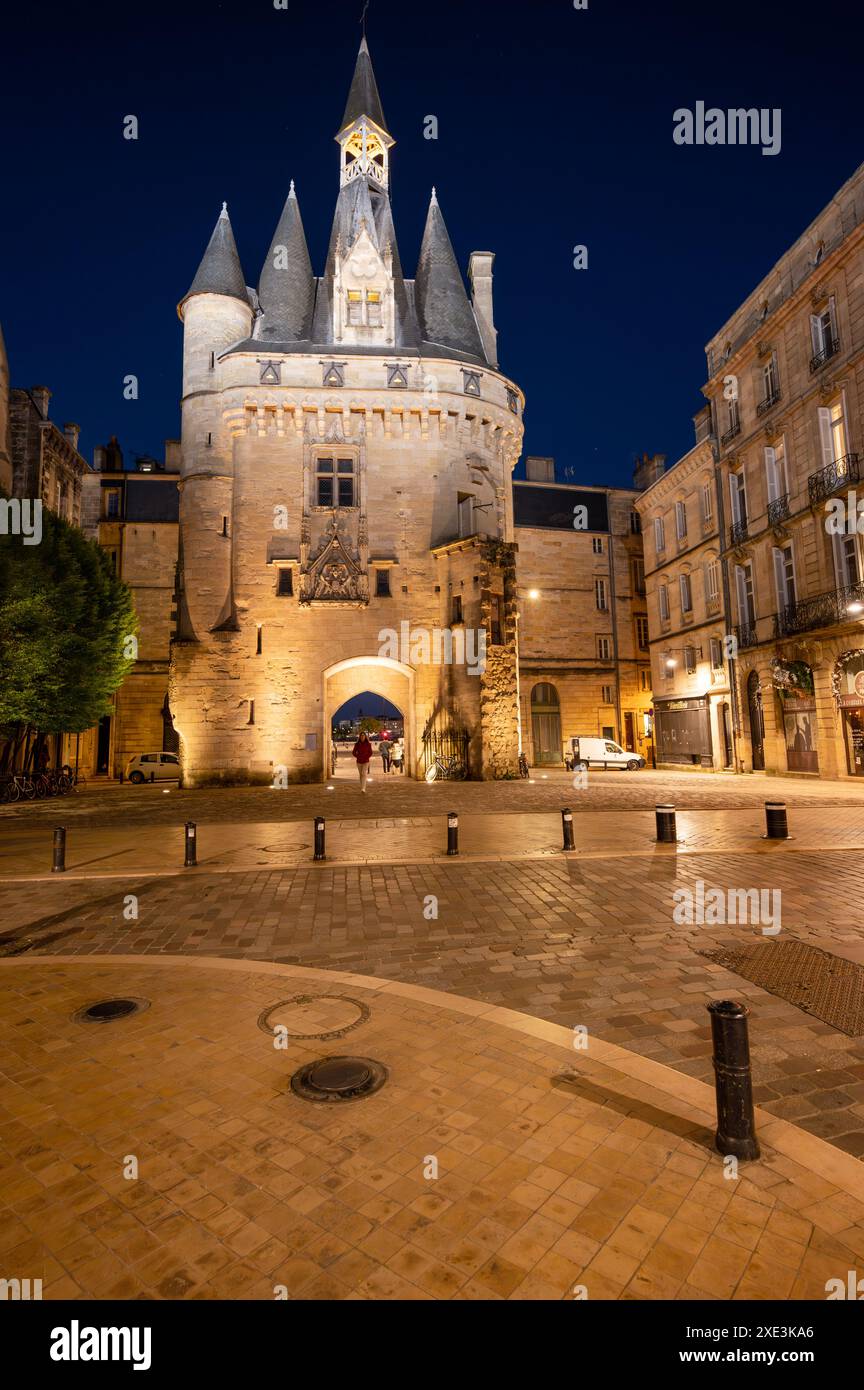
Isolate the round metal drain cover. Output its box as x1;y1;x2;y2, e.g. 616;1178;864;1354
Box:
290;1055;387;1103
258;993;369;1042
74;997;150;1024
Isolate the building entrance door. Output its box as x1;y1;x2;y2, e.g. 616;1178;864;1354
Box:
624;711;635;752
747;672;765;770
530;683;562;764
720;703;733;769
845;710;864;775
97;715;111;776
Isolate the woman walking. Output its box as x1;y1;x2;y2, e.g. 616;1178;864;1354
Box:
352;731;374;793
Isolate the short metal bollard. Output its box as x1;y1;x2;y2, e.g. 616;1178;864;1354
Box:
764;801;789;840
707;1000;760;1161
562;808;575;851
52;826;66;874
150;771;155;784
655;804;677;843
314;816;326;862
184;820;197;867
447;811;459;856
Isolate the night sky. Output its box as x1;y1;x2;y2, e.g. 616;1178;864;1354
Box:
2;0;861;488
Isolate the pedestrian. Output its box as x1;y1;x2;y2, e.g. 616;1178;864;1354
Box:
391;738;404;774
380;740;391;774
352;731;374;793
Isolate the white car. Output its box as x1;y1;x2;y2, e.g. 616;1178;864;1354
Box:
564;737;645;772
125;752;181;784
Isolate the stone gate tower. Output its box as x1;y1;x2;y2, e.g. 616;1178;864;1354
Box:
169;39;525;785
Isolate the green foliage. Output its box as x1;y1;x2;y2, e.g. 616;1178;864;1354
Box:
0;509;138;734
359;716;383;734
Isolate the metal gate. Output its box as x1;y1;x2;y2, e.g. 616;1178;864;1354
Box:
421;714;469;779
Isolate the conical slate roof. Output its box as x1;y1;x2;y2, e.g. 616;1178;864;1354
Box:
183;205;248;307
257;183;315;341
415;190;485;360
337;37;388;136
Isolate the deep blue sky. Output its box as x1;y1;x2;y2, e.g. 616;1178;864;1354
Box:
2;0;861;488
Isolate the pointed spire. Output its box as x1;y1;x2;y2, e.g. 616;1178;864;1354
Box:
182;205;248;307
257;185;315;342
337;36;388;136
415;191;485;360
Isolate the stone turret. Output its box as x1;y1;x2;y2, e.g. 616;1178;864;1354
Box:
177;204;253;639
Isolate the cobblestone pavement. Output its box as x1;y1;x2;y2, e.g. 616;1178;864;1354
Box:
2;766;863;833
3;841;864;1157
3;958;864;1301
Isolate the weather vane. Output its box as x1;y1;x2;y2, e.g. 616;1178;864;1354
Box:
360;0;369;37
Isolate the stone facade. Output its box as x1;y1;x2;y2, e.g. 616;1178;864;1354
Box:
515;457;653;766
636;415;735;770
8;385;86;525
703;158;864;779
170;41;524;785
0;324;11;495
78;443;181;777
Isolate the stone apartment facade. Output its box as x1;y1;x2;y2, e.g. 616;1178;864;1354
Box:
170;39;524;785
636;413;735;770
8;385;87;525
515;456;654;765
704;159;864;779
0;324;11;495
77;440;181;777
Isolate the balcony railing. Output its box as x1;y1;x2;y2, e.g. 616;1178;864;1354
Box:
808;453;860;506
720;421;741;446
729;519;749;547
768;494;791;526
735;623;758;650
809;337;840;373
773;580;864;638
756;389;782;416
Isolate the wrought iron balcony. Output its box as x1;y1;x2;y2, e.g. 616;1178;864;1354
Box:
807;452;860;506
729;519;749;547
735;623;758;650
773;580;864;638
809;337;839;373
720;421;741;446
756;389;782;416
768;493;791;527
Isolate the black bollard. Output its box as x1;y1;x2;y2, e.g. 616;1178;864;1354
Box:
184;820;197;867
447;812;459;856
52;826;66;874
764;801;788;840
707;1000;760;1161
655;804;677;843
314;816;326;862
562;808;575;851
150;770;155;784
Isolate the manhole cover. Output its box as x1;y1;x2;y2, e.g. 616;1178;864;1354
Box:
258;994;369;1041
74;997;150;1024
700;940;864;1036
290;1055;387;1102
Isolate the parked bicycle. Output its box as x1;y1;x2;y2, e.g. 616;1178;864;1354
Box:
424;752;466;783
518;753;529;779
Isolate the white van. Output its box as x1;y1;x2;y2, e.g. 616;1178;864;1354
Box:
125;752;181;784
564;737;645;771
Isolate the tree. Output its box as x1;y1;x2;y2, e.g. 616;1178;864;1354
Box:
0;509;137;769
359;716;382;735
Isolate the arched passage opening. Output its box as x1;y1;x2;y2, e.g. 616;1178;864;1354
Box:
330;692;405;779
323;657;415;782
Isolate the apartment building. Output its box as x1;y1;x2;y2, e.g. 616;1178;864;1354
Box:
514;454;654;766
636;412;735;769
704;159;864;779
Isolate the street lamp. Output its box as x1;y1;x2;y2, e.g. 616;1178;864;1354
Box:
847;600;864;616
527;589;540;601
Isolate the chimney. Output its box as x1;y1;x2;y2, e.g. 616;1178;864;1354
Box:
64;422;81;452
31;386;52;419
526;455;555;483
632;452;667;491
468;252;497;368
